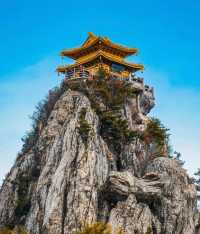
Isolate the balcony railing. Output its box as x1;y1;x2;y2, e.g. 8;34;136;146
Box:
63;69;153;96
65;69;90;79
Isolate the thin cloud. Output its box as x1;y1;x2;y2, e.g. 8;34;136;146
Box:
0;56;60;184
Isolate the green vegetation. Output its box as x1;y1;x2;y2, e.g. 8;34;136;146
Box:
145;227;152;234
142;118;169;146
20;85;68;155
78;108;92;146
14;174;31;221
0;228;12;234
0;226;27;234
173;151;185;165
86;72;136;111
194;169;200;193
99;111;138;153
141;118;170;157
74;222;123;234
194;169;200;184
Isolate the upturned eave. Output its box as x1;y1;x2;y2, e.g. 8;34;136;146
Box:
60;32;138;59
57;50;144;73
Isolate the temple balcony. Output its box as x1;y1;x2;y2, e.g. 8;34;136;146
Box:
62;69;154;98
64;69;90;80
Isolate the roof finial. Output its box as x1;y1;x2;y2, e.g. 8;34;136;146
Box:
88;32;95;38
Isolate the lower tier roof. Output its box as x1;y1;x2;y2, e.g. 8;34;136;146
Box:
57;51;144;73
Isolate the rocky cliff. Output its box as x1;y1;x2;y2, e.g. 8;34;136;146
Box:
0;76;199;234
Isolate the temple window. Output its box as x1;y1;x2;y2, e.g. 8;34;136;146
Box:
111;63;125;73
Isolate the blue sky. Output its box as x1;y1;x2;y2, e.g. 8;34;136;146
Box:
0;0;200;183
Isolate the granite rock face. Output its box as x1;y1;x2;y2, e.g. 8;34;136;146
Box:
0;87;199;234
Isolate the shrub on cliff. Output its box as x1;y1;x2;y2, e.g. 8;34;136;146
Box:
99;110;138;153
141;118;170;157
145;227;152;234
86;72;136;111
74;222;123;234
20;84;68;155
0;226;27;234
78;108;92;146
14;174;31;221
142;118;169;146
0;228;12;234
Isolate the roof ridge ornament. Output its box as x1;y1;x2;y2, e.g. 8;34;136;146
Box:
103;37;109;42
88;32;96;38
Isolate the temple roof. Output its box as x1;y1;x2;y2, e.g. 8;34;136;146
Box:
60;32;138;60
57;50;144;73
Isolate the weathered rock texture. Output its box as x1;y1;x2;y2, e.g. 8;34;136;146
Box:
0;84;199;234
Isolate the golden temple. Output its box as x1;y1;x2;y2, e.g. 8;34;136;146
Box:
57;32;144;79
